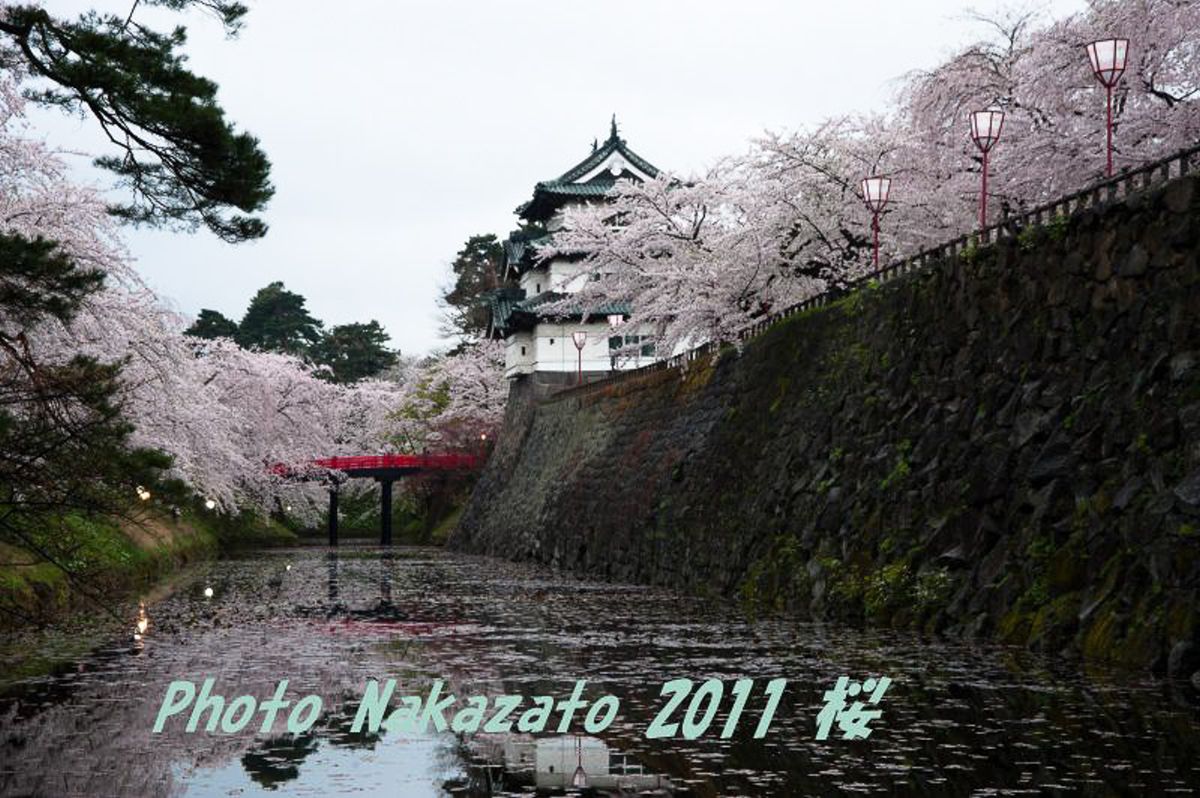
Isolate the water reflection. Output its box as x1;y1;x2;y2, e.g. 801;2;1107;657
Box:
132;601;150;653
0;545;1197;797
241;733;318;789
449;734;673;794
326;550;339;604
380;550;393;608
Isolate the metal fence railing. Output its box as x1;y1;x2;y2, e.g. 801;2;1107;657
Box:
550;143;1200;403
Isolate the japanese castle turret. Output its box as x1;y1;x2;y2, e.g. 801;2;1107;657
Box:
486;118;661;382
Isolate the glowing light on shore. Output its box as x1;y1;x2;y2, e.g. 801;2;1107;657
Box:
133;602;149;640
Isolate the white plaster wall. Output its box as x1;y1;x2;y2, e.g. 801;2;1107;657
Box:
519;267;549;297
504;331;535;378
532;322;615;374
548;259;589;293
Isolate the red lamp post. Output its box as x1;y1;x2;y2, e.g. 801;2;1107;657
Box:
970;108;1004;230
1086;38;1129;177
571;330;587;385
860;176;892;268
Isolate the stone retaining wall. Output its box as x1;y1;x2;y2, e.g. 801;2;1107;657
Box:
452;176;1200;675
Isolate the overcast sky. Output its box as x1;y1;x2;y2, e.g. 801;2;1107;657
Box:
33;0;1086;356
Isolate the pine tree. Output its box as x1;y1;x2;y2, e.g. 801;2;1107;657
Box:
185;309;239;339
311;321;398;384
235;281;323;355
0;2;272;242
440;234;506;343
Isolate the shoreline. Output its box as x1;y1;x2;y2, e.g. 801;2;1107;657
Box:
0;509;297;689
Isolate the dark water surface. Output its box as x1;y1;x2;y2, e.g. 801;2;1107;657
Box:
1;546;1198;797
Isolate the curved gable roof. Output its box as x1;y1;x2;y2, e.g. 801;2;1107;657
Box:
516;117;661;222
555;120;660;184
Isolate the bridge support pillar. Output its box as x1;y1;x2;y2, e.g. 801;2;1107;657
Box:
380;478;393;546
328;487;338;547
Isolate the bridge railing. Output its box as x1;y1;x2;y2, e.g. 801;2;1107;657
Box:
273;453;482;477
314;454;481;471
552;142;1200;402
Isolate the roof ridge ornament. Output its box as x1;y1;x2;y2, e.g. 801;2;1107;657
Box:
516;116;659;220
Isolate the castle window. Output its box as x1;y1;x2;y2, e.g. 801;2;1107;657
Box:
520;346;526;356
607;334;657;358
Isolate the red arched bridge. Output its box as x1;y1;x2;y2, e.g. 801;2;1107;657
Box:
274;453;482;546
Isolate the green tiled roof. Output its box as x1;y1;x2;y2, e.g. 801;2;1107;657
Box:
485;287;631;337
503;233;552;272
484;287;527;337
555;117;661;185
516;117;660;222
535;181;617;198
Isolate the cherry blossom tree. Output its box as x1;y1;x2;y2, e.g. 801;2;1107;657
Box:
545;122;898;355
549;1;1200;353
388;341;505;454
0;76;457;521
900;2;1200;224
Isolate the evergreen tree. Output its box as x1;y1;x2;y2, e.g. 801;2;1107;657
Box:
0;232;171;589
0;2;272;242
311;321;397;384
185;308;238;339
0;233;104;326
440;234;505;343
235;281;322;355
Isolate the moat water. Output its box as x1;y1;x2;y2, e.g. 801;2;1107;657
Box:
1;546;1198;796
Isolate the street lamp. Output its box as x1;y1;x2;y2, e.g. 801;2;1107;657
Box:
970;108;1004;229
860;176;892;268
1086;38;1129;177
571;330;587;385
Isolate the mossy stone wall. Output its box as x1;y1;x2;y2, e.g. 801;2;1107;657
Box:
452;176;1200;674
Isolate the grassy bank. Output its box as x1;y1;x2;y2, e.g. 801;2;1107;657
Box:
0;507;296;631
